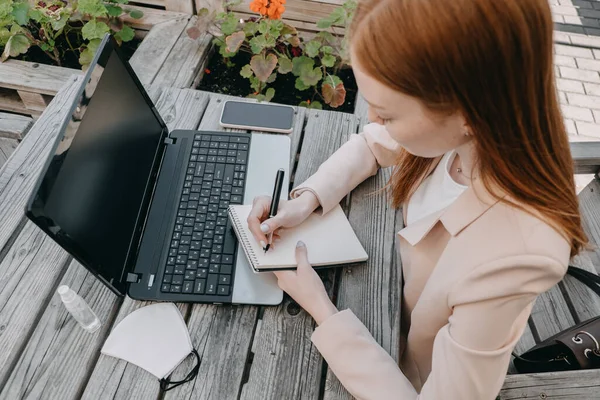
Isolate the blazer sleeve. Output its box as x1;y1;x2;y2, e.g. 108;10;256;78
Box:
289;122;401;214
310;255;566;400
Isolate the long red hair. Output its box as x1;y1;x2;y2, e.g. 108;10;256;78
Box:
351;0;586;256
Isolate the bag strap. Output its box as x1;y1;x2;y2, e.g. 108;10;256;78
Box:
567;266;600;297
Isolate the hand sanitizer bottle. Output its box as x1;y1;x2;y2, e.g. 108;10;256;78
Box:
57;285;101;333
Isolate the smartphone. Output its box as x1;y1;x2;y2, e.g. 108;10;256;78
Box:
219;100;295;134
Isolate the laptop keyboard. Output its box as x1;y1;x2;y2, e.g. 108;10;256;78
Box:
160;133;250;297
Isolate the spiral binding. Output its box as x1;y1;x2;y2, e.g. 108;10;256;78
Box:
228;206;260;269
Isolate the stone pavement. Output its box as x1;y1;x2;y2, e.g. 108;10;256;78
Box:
550;0;600;190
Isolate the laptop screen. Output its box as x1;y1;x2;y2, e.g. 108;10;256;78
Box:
27;36;167;294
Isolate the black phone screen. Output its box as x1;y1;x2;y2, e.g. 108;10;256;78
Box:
221;101;294;131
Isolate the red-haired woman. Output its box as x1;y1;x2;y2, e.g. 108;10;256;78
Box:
247;0;586;398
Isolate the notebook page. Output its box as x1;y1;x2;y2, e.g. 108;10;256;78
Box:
229;204;368;270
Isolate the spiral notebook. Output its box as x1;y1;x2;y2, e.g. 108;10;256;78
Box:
228;204;368;271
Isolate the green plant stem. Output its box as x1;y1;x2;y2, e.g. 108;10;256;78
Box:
22;28;61;65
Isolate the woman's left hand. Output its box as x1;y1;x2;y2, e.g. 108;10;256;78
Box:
273;241;339;325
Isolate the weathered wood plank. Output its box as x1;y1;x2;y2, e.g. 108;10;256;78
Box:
165;0;195;13
17;90;47;113
230;0;340;26
81;87;209;398
0;87;40;117
0;76;81;261
499;369;600;399
0;222;72;388
241;110;359;400
121;5;189;30
576;178;600;276
323;167;403;399
528;285;575;341
0;111;33;140
571;142;600;175
0;60;81;95
0;259;121;400
354;92;369;126
129;16;191;86
0;137;18;167
153;16;213;88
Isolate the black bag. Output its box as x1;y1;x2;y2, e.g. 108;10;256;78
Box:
512;266;600;373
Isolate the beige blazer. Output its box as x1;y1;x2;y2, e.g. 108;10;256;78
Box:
289;123;570;399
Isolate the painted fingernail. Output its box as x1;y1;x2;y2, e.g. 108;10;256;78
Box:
260;240;267;248
296;240;305;248
260;223;269;233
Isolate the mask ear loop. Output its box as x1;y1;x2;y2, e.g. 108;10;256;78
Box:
159;349;200;392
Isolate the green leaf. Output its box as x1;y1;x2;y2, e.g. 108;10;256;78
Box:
240;64;253;78
305;40;321;58
310;101;323;109
292;56;314;77
11;2;30;26
221;13;239;35
129;9;144;19
40;42;51;51
321;54;336;68
258;20;269;34
249;34;274;53
197;7;209;17
106;5;123;17
50;12;69;31
80;38;104;66
249;75;261;92
324;74;343;87
2;34;29;62
0;28;10;46
280;24;297;36
266;72;276;83
264;87;275;102
299;66;322;86
114;25;135;42
321;45;334;54
277;57;292;74
28;8;44;23
316;31;335;44
0;2;12;21
250;53;277;82
82;20;110;40
243;21;258;35
77;0;108;18
218;42;236;58
225;31;245;53
295;77;311;91
316;7;346;29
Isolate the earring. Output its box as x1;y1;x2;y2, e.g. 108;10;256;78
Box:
464;131;470;137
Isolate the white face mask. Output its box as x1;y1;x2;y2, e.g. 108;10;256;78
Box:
101;303;199;391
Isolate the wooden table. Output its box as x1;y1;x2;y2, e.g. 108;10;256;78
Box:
0;77;599;400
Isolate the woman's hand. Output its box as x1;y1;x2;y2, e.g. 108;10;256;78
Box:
274;241;338;325
247;191;320;249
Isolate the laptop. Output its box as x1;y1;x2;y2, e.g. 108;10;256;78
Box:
25;34;288;305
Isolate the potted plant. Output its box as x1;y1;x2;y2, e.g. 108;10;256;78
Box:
192;0;358;112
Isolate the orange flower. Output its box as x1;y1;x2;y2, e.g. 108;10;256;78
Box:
204;68;211;74
249;0;285;19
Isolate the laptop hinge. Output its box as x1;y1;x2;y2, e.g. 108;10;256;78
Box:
126;272;141;283
164;137;175;145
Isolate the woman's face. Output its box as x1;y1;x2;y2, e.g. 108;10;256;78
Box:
351;50;471;158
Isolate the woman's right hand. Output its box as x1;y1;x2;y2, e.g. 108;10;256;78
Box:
247;191;320;248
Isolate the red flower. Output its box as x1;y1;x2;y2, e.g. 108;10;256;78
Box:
204;68;211;74
290;47;302;57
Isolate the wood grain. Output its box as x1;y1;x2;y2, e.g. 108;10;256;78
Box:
323;168;403;399
0;76;81;264
153;16;213;88
129;16;191;86
0;138;18;168
81;87;208;399
17;90;47;113
0;60;81;95
571;142;600;174
0;87;40;117
0;259;121;400
499;369;600;399
0;111;33;140
121;5;190;30
0;222;72;388
230;0;340;25
241;110;358;400
164;0;195;13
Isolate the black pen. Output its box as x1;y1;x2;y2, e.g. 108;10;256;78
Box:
265;169;285;253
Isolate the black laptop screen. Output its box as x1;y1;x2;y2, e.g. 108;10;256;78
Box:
27;37;166;293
